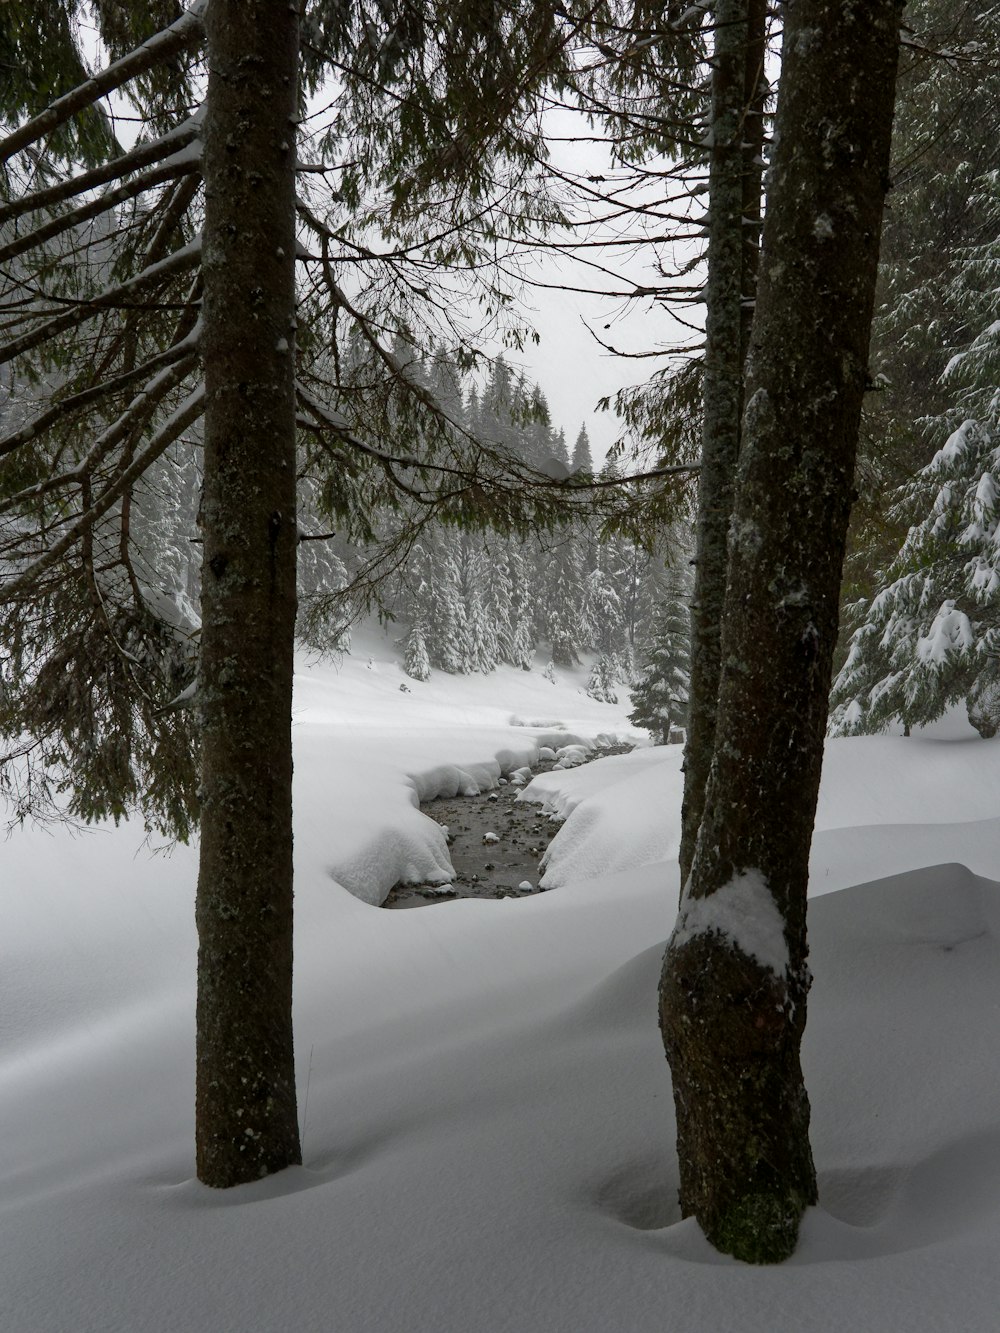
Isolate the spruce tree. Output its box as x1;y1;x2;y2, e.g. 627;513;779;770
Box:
508;544;537;670
831;419;1000;736
195;0;302;1188
540;539;587;667
0;0;584;1191
403;619;431;681
481;541;516;667
570;423;593;474
844;0;1000;613
629;580;690;743
463;542;499;673
660;0;902;1262
429;531;470;673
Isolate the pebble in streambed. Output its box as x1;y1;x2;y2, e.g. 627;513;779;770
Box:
382;742;633;909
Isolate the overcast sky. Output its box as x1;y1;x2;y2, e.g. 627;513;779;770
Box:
495;104;703;466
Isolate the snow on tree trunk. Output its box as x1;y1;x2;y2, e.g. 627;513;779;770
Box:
660;0;902;1263
195;0;302;1187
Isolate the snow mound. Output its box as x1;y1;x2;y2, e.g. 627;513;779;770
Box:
525;746;684;886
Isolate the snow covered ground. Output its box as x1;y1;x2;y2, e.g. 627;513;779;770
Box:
4;625;1000;1331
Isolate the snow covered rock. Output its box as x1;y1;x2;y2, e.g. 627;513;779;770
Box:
555;744;589;767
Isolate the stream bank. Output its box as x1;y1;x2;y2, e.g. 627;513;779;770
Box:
383;741;634;908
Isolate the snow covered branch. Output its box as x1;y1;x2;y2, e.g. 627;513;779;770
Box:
0;5;206;167
1;385;205;604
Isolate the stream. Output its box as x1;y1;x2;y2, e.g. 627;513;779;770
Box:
382;742;634;908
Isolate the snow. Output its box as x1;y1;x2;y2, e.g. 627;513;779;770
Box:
916;599;974;664
933;419;978;466
5;626;1000;1329
670;869;790;978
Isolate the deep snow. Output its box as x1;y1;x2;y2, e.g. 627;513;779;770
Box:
4;625;1000;1331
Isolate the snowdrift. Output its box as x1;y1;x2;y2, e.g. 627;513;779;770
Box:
3;635;1000;1330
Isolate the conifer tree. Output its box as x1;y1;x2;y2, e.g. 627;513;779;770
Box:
540;538;587;666
831;419;1000;736
629;580;690;743
403;619;432;681
481;541;516;666
508;544;537;669
463;542;499;672
585;657;618;704
571;423;593;474
844;0;1000;610
0;0;589;1191
660;0;902;1262
428;531;470;673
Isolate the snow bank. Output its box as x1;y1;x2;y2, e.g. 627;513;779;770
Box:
5;639;1000;1330
526;709;1000;894
526;745;682;887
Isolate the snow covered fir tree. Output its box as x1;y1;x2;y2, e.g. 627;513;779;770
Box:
831;419;1000;738
628;573;691;743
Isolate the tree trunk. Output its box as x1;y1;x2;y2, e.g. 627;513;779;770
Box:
740;0;767;367
661;0;902;1262
679;0;761;886
195;0;302;1187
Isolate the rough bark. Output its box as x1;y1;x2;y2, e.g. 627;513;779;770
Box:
679;0;760;886
661;0;902;1262
195;0;302;1187
740;0;767;367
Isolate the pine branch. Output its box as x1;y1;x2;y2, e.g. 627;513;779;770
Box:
0;5;207;168
1;385;205;603
0;149;202;268
0;117;201;227
0;351;198;516
0;238;201;368
0;329;200;463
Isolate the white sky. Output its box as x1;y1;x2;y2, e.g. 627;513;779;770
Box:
496;103;704;464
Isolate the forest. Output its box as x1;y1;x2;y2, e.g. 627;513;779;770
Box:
3;0;1000;1327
